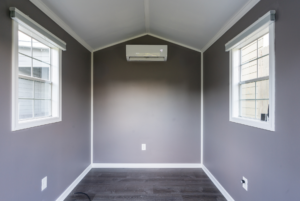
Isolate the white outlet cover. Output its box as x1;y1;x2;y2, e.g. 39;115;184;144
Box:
41;176;47;191
242;176;248;191
142;144;146;151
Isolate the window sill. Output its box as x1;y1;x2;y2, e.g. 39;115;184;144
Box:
230;116;275;131
12;116;61;131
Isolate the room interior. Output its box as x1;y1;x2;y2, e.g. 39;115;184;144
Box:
1;0;300;201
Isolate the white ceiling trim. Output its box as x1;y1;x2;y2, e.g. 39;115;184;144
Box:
201;0;260;52
92;33;148;52
148;33;202;52
144;0;150;33
92;33;202;53
29;0;93;52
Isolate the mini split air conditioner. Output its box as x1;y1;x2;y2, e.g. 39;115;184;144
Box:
126;45;168;61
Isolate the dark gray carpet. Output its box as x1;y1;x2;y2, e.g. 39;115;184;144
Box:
65;168;226;201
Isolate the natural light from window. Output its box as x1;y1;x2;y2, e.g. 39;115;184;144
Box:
239;34;269;121
18;31;52;120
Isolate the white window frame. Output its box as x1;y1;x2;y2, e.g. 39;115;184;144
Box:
11;8;65;131
227;11;276;131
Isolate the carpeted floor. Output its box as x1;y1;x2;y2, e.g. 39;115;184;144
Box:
65;168;226;201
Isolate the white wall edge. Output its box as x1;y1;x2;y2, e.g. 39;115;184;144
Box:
92;33;148;52
29;0;93;52
91;52;94;164
201;0;260;52
200;53;204;164
202;165;235;201
148;33;202;52
92;163;202;168
56;164;92;201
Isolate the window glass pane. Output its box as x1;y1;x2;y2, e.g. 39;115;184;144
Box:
258;55;269;78
240;82;255;99
258;34;269;57
19;78;34;98
34;100;51;118
240;100;256;119
35;81;51;100
33;59;50;80
19;99;33;120
241;40;257;64
18;31;31;57
241;60;257;81
16;29;55;123
256;80;269;99
32;39;50;64
237;29;271;123
19;54;31;76
256;100;269;120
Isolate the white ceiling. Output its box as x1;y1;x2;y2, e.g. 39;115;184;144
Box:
31;0;259;52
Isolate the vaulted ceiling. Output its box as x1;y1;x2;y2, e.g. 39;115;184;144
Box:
30;0;260;52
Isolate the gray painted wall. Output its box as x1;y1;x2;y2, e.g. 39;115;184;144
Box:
0;0;91;201
203;0;300;200
94;35;201;163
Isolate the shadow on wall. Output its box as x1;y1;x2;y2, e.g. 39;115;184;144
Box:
93;35;201;163
98;81;199;134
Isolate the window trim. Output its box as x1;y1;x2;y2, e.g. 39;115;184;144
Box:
228;11;276;131
10;7;66;50
12;21;62;131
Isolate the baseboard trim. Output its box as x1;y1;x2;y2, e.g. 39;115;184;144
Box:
56;164;92;201
202;165;235;201
92;163;202;168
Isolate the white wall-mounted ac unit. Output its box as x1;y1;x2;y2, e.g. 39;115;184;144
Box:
126;45;168;61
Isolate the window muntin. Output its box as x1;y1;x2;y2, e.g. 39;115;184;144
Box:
18;31;52;121
239;34;270;121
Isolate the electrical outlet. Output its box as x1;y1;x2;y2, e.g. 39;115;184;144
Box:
241;176;248;191
141;144;146;151
41;177;47;191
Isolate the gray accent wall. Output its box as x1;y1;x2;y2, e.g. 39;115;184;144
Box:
94;35;201;163
0;0;91;201
203;0;300;200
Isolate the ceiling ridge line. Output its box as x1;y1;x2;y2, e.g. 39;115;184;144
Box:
144;0;150;33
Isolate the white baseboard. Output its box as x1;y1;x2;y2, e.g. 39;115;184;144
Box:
202;165;235;201
92;163;202;168
56;164;92;201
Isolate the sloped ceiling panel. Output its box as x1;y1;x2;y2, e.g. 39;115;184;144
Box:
41;0;146;49
148;0;249;51
39;0;256;51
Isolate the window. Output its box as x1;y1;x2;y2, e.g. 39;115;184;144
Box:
11;7;66;131
226;11;275;131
